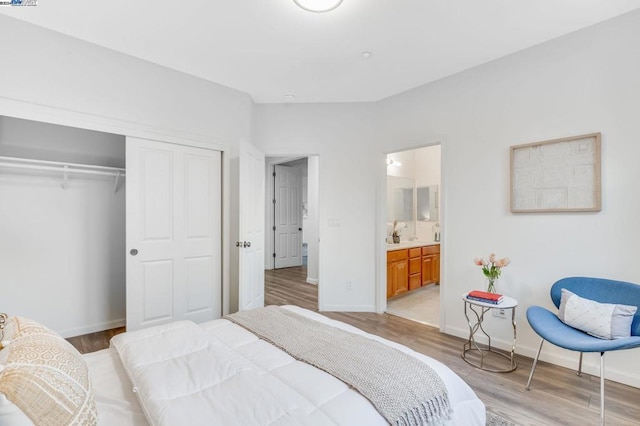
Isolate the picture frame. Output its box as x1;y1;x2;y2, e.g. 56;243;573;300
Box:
510;133;601;213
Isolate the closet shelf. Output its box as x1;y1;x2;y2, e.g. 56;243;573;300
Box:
0;156;126;192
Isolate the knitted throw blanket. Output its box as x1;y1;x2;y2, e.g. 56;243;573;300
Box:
226;306;452;426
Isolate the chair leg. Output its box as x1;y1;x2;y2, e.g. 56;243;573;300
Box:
526;338;545;390
577;352;583;376
600;352;605;426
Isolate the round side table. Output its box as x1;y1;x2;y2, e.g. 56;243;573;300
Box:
461;293;518;373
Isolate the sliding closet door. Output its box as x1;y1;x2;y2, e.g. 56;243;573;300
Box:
126;137;221;331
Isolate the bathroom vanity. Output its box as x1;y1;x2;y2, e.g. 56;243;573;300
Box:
386;242;440;298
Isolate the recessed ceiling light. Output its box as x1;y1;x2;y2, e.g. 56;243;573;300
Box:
362;51;372;59
284;93;296;101
293;0;343;13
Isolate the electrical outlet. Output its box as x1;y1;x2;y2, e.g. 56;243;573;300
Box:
492;308;507;319
346;281;353;290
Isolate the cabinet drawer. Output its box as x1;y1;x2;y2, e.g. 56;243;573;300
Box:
409;257;421;274
409;274;422;291
422;245;440;256
387;249;408;262
409;248;422;258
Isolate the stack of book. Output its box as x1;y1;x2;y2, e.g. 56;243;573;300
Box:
466;290;504;304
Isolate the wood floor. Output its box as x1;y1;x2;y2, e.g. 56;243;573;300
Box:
69;266;640;425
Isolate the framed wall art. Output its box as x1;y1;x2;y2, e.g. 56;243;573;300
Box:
510;133;601;213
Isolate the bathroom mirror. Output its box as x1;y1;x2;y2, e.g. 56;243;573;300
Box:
387;176;414;222
417;185;439;222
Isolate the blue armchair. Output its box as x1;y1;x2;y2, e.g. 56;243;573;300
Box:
526;277;640;425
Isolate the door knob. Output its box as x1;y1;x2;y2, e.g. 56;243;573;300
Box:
130;249;138;256
235;242;242;247
298;228;302;231
243;241;251;248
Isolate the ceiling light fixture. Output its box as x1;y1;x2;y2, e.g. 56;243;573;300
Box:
386;159;402;167
362;51;372;59
284;93;296;101
293;0;343;13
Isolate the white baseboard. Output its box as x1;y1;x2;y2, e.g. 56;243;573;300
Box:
320;304;376;312
306;278;318;285
444;324;640;389
59;318;126;339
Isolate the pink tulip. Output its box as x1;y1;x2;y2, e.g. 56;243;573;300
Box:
473;258;485;266
494;257;511;268
489;253;496;263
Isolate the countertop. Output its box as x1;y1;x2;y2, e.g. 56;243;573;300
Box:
386;241;440;251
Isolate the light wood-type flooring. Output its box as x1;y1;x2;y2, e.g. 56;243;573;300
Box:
69;266;640;425
386;284;440;326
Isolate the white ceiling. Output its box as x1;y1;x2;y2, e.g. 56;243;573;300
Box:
2;1;639;104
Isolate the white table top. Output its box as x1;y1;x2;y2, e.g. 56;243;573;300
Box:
462;293;518;309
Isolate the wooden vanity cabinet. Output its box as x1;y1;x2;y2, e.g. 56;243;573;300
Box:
408;248;422;290
387;244;440;299
421;245;440;286
387;249;409;298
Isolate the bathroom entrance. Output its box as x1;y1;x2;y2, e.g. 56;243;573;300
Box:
385;145;442;327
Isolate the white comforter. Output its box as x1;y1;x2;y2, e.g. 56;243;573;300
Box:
108;306;485;425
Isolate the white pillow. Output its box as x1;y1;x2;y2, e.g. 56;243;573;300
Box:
559;288;637;340
0;316;98;426
0;318;32;425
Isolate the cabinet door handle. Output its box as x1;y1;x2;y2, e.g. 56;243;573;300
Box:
243;241;251;248
130;249;138;256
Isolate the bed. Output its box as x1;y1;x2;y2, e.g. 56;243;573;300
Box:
0;306;485;425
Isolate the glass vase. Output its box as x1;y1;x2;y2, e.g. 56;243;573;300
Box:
486;278;497;294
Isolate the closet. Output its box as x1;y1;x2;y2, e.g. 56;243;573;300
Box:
0;116;223;337
0;116;126;337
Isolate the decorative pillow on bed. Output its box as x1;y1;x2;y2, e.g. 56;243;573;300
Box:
0;316;98;426
559;288;637;340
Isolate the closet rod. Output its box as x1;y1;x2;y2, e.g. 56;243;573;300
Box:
0;156;125;177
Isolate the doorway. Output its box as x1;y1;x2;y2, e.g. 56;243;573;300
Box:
384;145;442;327
265;156;320;305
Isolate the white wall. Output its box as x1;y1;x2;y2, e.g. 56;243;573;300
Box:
253;103;380;311
0;117;125;337
376;10;640;388
0;15;253;326
0;16;252;145
255;9;640;387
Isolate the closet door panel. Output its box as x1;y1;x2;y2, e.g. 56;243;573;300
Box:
127;137;221;331
141;149;174;241
180;146;221;323
185;256;213;313
142;260;174;322
185;154;213;239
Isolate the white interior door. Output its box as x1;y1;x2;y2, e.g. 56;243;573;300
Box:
126;137;221;331
274;164;303;269
238;141;265;310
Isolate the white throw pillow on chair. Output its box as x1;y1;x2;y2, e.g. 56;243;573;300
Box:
559;288;637;340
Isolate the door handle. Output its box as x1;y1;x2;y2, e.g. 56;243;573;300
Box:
235;241;242;247
243;241;251;248
130;249;138;256
298;228;302;231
